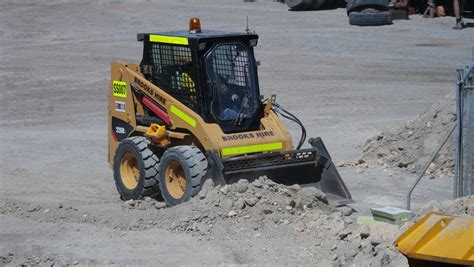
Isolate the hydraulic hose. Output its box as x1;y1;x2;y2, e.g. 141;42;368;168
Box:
272;102;307;149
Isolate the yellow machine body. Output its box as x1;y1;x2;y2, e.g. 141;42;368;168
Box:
108;62;293;164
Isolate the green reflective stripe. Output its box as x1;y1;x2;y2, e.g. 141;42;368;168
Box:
170;105;196;127
149;35;189;45
222;142;283;156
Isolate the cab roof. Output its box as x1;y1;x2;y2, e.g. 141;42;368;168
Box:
137;30;258;42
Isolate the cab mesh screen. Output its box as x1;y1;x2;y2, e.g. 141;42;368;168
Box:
209;44;250;88
149;44;197;109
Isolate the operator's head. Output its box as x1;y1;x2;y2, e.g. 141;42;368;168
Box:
175;55;192;66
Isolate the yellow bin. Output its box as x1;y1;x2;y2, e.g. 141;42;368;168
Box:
396;212;474;265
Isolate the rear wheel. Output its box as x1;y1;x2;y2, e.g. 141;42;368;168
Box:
113;136;160;200
158;146;208;206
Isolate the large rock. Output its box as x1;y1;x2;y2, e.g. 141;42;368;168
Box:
198;178;215;199
295;187;328;208
245;197;259;207
231;180;249;194
219;198;234;211
234;198;246;210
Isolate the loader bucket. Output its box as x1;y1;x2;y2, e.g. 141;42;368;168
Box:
395;212;474;266
207;137;352;206
309;138;353;206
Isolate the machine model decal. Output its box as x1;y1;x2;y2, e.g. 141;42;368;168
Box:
133;77;167;105
149;35;189;45
221;142;283;156
115;127;125;134
222;131;275;141
112;80;127;98
170;105;196;127
111;117;133;142
114;101;126;112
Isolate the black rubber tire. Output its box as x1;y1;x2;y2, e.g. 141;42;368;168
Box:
337;0;347;8
287;0;314;10
113;136;160;200
346;0;388;14
349;11;392;26
157;146;208;206
287;0;337;10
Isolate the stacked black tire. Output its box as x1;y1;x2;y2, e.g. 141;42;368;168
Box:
287;0;346;10
346;0;392;26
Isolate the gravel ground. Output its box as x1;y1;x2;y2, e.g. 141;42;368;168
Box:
1;0;473;265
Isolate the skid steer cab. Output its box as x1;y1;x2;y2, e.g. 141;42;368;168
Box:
108;18;351;206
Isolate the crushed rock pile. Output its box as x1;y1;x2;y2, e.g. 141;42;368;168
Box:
348;92;456;177
1;176;409;266
196;176;333;216
416;195;474;218
121;176;408;266
123;176;338;233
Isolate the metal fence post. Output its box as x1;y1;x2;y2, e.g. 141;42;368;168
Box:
454;63;474;198
407;62;473;210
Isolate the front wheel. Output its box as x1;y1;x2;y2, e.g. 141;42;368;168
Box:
158;146;208;206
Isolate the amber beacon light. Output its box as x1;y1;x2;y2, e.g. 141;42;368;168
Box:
189;18;201;33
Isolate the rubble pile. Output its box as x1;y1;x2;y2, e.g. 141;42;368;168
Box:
351;93;456;177
2;176;412;266
195;176;334;218
122;176;407;266
123;176;337;233
417;195;474;218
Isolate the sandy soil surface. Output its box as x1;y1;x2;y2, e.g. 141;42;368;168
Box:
1;0;473;265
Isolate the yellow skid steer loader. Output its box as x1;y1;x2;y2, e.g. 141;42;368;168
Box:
108;18;351;206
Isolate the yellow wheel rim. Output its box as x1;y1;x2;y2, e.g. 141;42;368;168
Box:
165;160;186;199
120;152;140;190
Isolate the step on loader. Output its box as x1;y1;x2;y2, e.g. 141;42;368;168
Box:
108;18;352;206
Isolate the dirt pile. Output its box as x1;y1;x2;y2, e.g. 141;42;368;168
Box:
416;195;474;218
122;176;337;234
0;176;408;266
349;93;456;177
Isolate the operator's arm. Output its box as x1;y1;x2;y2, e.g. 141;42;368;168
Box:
390;0;408;9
